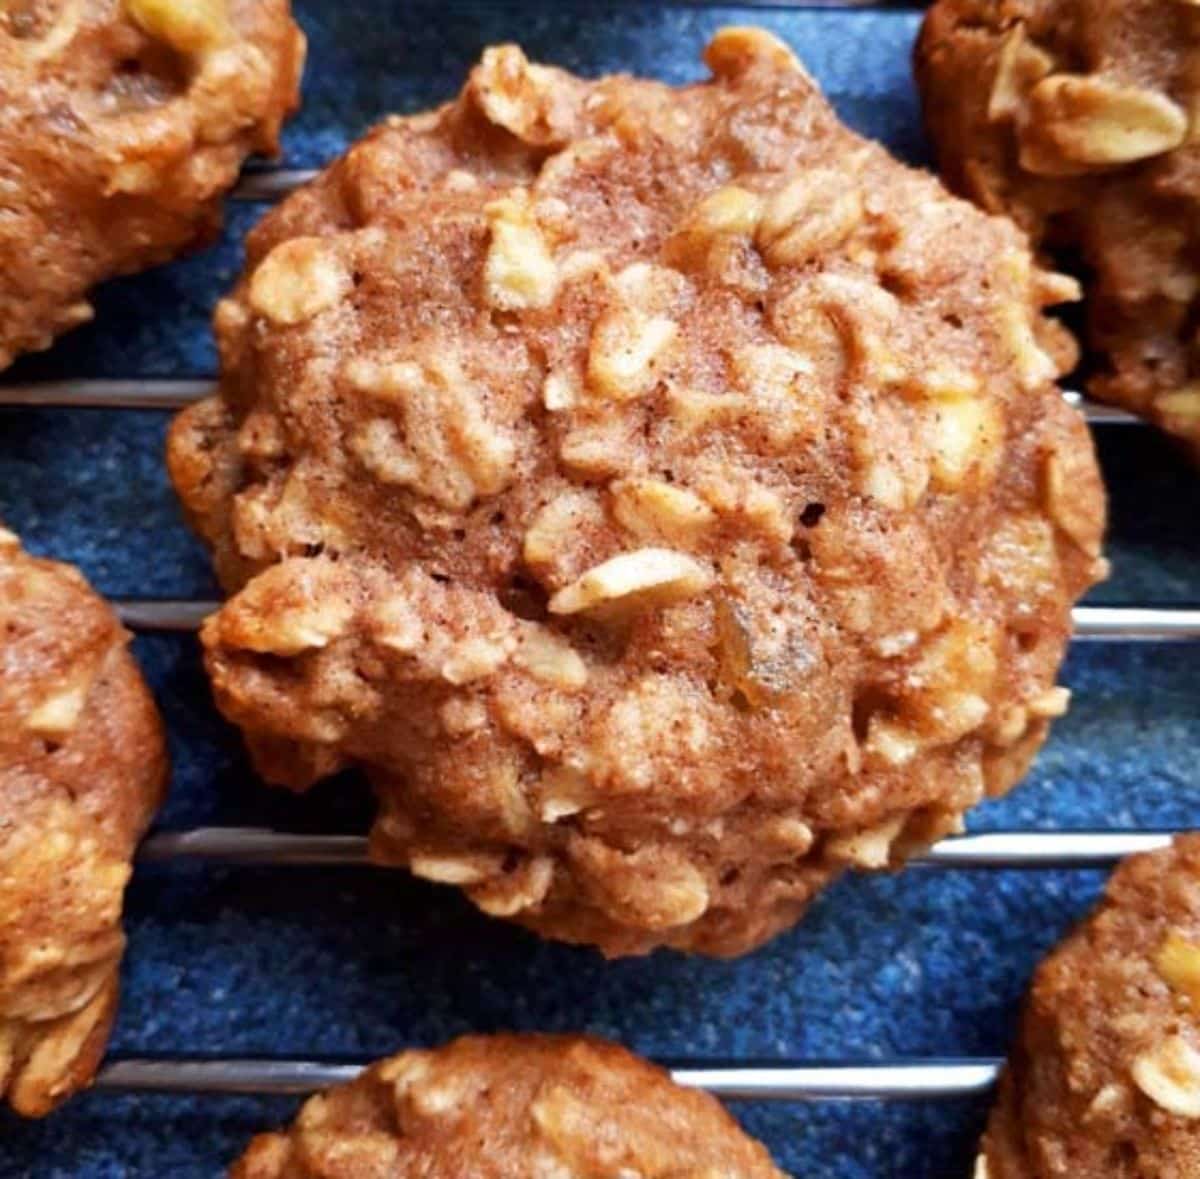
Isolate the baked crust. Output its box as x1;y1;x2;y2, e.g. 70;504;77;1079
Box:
916;0;1200;459
981;836;1200;1178
0;0;305;369
0;527;166;1115
230;1033;785;1178
169;28;1107;957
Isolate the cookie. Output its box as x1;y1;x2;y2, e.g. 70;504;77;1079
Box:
916;0;1200;459
168;28;1107;957
0;527;166;1115
230;1033;784;1178
0;0;304;369
980;835;1200;1178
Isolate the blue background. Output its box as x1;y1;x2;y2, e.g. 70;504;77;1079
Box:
0;3;1197;1175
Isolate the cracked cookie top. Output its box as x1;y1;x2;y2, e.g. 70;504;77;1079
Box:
170;28;1106;957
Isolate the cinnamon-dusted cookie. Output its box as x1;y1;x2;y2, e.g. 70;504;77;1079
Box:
0;0;305;369
916;0;1200;459
980;835;1200;1178
0;527;166;1115
231;1034;785;1178
169;28;1106;958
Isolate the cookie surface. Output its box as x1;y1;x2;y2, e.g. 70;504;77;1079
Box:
0;0;304;369
231;1033;785;1178
0;528;166;1115
916;0;1200;459
169;28;1106;957
981;835;1200;1178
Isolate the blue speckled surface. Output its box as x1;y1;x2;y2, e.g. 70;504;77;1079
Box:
0;4;1197;1176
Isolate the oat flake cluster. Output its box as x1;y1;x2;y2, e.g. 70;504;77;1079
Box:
169;28;1107;957
917;0;1200;459
0;528;166;1115
0;0;304;369
981;836;1200;1178
231;1034;785;1178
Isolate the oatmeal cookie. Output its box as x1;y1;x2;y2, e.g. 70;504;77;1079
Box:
916;0;1200;459
169;28;1106;958
0;527;166;1115
0;0;305;369
230;1033;784;1178
980;836;1200;1178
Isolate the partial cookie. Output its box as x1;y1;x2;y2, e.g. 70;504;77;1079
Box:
0;0;305;369
0;527;167;1115
916;0;1200;459
169;28;1106;958
980;835;1200;1178
231;1033;785;1178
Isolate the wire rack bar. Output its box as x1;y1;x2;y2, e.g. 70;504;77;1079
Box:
116;600;1200;640
0;379;211;410
118;600;214;632
0;379;1140;424
913;830;1173;868
1071;606;1200;641
139;829;367;865
234;167;316;201
137;827;1177;869
1059;390;1136;423
91;1056;1001;1100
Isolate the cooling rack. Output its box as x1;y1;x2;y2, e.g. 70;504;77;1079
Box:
1;2;1198;1176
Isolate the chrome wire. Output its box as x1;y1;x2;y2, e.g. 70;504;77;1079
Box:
137;827;1177;869
118;600;214;632
116;600;1200;640
92;1056;1002;1101
233;167;316;201
0;379;210;410
139;828;368;865
0;379;1139;424
1071;606;1200;642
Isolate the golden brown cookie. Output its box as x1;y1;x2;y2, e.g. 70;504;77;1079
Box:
169;28;1107;958
0;527;167;1115
916;0;1200;459
980;835;1200;1178
230;1034;785;1178
0;0;305;369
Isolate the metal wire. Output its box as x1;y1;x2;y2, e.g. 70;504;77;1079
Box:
114;599;1200;640
1070;606;1200;642
140;828;368;865
234;167;316;201
136;826;1175;870
0;379;210;410
119;600;214;631
913;830;1174;868
1060;390;1137;424
0;378;1142;424
101;821;1163;1103
92;1056;1001;1101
